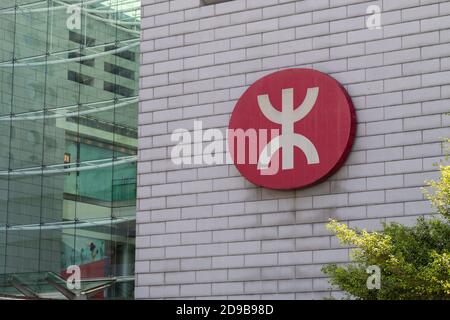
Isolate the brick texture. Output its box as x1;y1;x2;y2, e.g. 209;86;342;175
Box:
136;0;450;299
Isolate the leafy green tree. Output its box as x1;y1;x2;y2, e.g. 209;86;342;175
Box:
426;163;450;221
322;161;450;300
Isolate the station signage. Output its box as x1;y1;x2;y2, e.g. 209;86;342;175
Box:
228;68;356;190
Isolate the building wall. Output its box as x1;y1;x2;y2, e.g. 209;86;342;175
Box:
136;0;450;299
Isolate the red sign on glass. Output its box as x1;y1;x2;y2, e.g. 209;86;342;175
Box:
228;68;356;190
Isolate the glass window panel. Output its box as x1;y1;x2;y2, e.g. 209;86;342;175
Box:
0;0;140;299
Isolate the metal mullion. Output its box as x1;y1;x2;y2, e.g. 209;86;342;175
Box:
37;0;53;274
3;0;19;275
109;0;121;288
72;0;86;270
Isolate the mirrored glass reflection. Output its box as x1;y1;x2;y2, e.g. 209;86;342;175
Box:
0;0;140;300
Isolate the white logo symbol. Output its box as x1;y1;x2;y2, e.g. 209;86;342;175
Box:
257;87;320;171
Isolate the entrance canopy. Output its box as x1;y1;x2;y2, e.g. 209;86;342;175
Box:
0;272;132;300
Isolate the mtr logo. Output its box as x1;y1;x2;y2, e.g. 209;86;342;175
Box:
228;69;356;190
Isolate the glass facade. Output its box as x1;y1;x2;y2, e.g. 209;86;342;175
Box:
0;0;140;299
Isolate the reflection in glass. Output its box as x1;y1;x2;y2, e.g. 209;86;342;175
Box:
0;0;140;299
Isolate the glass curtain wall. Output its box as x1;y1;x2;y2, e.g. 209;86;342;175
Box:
0;0;140;299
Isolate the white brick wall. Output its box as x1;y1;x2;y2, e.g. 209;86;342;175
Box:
136;0;450;299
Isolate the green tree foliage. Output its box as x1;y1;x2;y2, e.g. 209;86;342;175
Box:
322;162;450;300
426;163;450;221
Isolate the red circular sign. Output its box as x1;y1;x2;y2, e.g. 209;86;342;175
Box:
228;68;356;190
